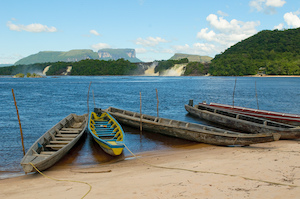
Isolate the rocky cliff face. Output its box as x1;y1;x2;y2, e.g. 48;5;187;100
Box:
98;49;137;61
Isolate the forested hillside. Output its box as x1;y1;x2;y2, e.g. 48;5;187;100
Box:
68;59;139;75
0;59;141;76
43;59;140;75
209;28;300;76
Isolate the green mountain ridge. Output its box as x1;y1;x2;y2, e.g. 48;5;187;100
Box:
209;28;300;76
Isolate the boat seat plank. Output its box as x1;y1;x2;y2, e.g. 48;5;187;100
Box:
55;134;78;137
50;141;70;144
94;125;112;128
96;130;115;133
96;131;115;133
94;125;110;127
34;154;51;157
46;144;66;147
59;130;80;134
55;138;74;141
61;128;82;130
94;121;110;123
40;151;56;155
96;132;115;135
94;125;111;128
94;120;110;123
98;136;115;139
95;129;114;132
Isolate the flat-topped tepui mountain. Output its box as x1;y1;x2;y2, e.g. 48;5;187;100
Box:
15;49;142;65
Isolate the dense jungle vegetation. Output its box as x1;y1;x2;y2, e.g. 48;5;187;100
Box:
209;28;300;76
0;59;140;76
57;59;139;75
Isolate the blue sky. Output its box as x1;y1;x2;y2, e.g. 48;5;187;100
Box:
1;0;300;64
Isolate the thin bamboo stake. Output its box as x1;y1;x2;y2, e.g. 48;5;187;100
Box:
139;92;142;134
92;90;96;109
155;88;159;117
232;77;237;107
255;81;259;110
12;89;25;156
87;82;92;114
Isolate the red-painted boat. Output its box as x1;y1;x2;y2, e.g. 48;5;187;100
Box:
200;102;300;126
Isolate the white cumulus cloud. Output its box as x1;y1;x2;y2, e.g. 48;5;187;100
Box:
91;43;111;50
249;0;286;14
171;43;217;56
197;14;259;47
205;14;259;34
197;28;216;41
7;21;57;32
217;10;229;17
196;14;260;55
135;37;168;47
284;12;300;28
90;30;100;36
265;0;286;7
274;23;284;30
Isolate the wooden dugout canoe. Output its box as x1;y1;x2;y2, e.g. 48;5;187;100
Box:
20;113;87;173
206;102;300;126
185;102;300;140
105;107;280;146
88;109;125;156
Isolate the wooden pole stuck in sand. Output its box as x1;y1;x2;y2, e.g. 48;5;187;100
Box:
156;88;159;117
232;77;237;107
12;89;25;156
92;90;96;109
255;81;259;110
87;82;92;114
140;92;142;134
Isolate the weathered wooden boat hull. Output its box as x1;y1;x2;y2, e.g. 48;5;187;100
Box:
105;107;280;146
88;109;125;156
20;114;87;173
185;104;300;140
207;102;300;126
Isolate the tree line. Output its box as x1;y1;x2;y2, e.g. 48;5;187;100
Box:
0;59;141;76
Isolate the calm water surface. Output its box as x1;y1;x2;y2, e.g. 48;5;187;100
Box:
1;76;300;179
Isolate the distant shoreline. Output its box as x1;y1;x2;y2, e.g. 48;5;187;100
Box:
248;74;300;77
1;74;300;78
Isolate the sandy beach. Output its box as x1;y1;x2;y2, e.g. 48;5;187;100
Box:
1;140;300;199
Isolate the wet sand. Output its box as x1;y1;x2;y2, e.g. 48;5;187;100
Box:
1;140;300;199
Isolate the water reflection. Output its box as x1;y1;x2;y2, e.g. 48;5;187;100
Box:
51;124;208;170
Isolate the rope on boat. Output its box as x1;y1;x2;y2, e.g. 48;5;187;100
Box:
124;144;298;188
29;162;92;199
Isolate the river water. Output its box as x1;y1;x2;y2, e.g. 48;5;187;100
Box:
1;76;299;179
